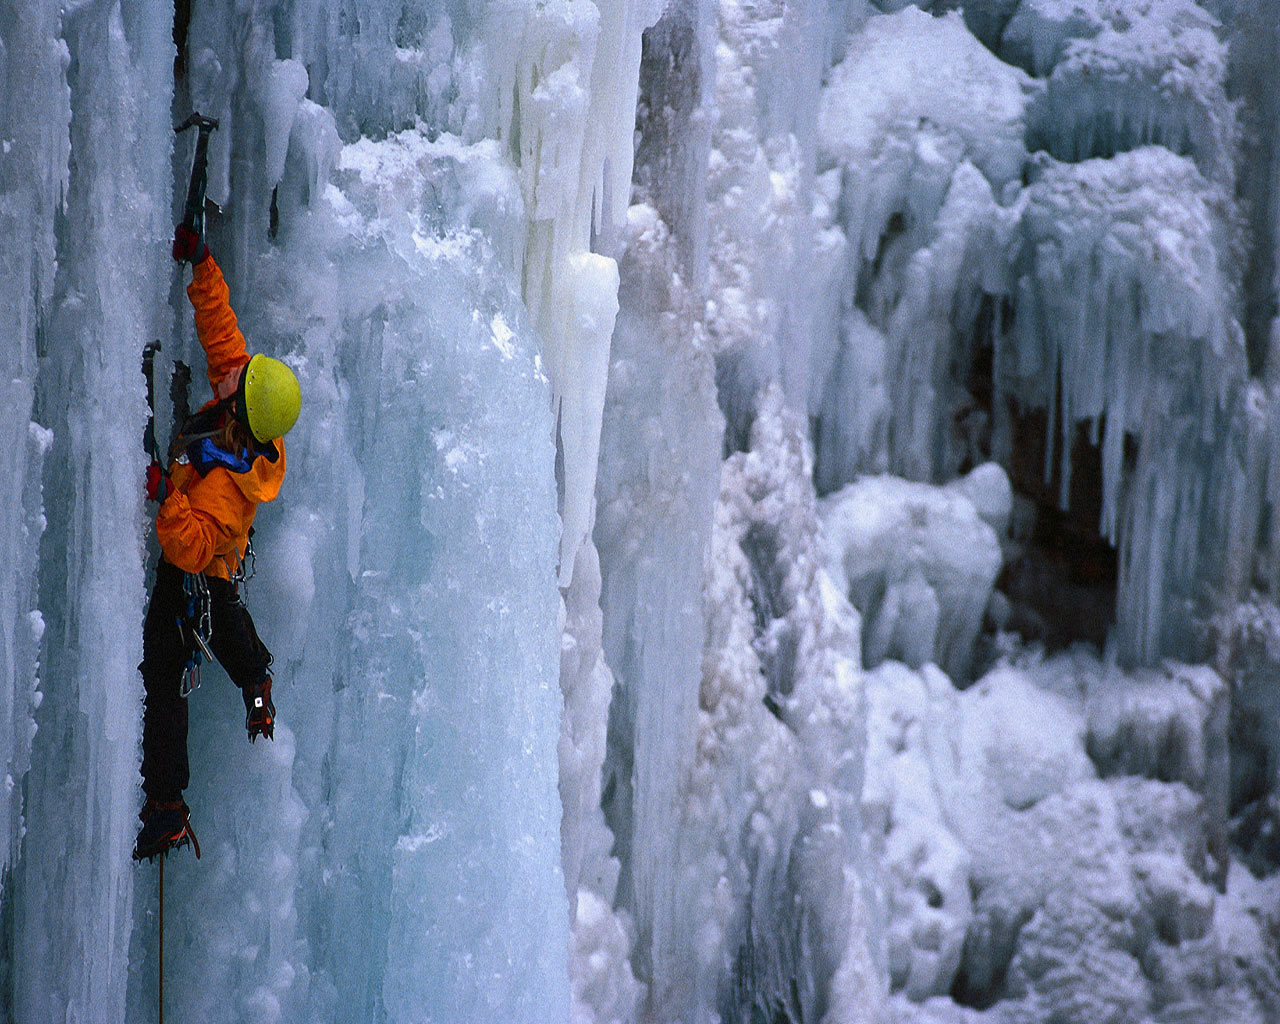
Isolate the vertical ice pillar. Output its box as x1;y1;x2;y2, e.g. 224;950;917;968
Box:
597;203;723;1021
7;2;172;1022
593;4;724;1018
708;0;850;438
0;0;67;889
177;120;573;1022
367;244;568;1024
699;388;882;1024
478;0;664;586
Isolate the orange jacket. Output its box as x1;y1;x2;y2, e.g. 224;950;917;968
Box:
155;256;287;579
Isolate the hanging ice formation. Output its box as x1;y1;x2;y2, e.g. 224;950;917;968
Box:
5;0;1280;1023
803;0;1280;667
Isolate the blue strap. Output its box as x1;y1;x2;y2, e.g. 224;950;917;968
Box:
187;436;254;475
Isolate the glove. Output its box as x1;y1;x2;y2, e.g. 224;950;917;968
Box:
171;224;208;265
145;462;173;503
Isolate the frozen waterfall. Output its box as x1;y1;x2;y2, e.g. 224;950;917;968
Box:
4;1;1280;1024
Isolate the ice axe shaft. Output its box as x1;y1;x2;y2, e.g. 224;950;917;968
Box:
142;340;161;461
175;113;219;236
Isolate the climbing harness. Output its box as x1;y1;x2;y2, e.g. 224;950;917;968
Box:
177;572;212;697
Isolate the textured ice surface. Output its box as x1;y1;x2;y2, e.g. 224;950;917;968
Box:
862;662;974;1001
5;0;638;1020
242;127;570;1024
820;466;1007;679
4;4;170;1023
0;9;66;878
706;0;854;441
820;9;1031;194
595;194;724;1022
1011;0;1237;187
1009;147;1248;661
816;7;1030;485
865;645;1278;1023
5;2;1280;1023
696;389;881;1024
811;0;1259;666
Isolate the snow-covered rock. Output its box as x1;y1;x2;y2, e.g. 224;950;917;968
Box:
865;642;1275;1021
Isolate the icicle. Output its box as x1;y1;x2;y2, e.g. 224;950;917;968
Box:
465;0;664;584
817;12;1029;485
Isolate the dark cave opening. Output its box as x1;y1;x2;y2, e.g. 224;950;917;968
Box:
990;403;1121;656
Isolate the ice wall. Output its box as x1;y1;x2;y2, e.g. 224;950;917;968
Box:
1006;147;1255;662
696;390;882;1024
803;0;1275;665
707;0;858;442
1010;0;1238;188
9;2;1280;1023
4;0;663;1019
815;7;1028;487
596;196;724;1021
1;3;171;1023
0;0;65;894
591;3;887;1022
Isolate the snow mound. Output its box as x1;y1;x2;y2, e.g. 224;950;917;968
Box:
820;9;1031;197
863;661;973;1002
820;465;1007;679
958;664;1094;812
866;644;1278;1022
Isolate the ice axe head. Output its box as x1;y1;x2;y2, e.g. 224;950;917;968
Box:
175;112;219;135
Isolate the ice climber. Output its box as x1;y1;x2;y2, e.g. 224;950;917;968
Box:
133;224;301;862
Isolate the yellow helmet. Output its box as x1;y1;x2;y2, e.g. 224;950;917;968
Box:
240;354;301;442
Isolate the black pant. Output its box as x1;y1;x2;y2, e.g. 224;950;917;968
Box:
139;559;272;801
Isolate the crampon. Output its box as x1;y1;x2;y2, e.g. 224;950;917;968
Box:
133;799;201;862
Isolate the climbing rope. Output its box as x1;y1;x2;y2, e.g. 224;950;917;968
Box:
159;855;165;1024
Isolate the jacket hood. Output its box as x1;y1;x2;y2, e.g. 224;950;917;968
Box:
230;439;286;503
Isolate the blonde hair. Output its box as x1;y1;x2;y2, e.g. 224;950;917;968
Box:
219;415;250;454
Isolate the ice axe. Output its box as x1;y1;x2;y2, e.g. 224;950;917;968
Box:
175;113;219;244
141;340;162;462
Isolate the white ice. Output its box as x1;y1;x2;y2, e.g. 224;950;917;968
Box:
4;3;1280;1024
820;466;1008;679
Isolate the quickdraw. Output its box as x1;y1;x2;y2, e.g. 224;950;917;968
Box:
177;572;213;697
224;531;257;606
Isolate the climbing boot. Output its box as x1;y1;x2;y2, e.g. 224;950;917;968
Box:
244;676;275;742
133;798;200;862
